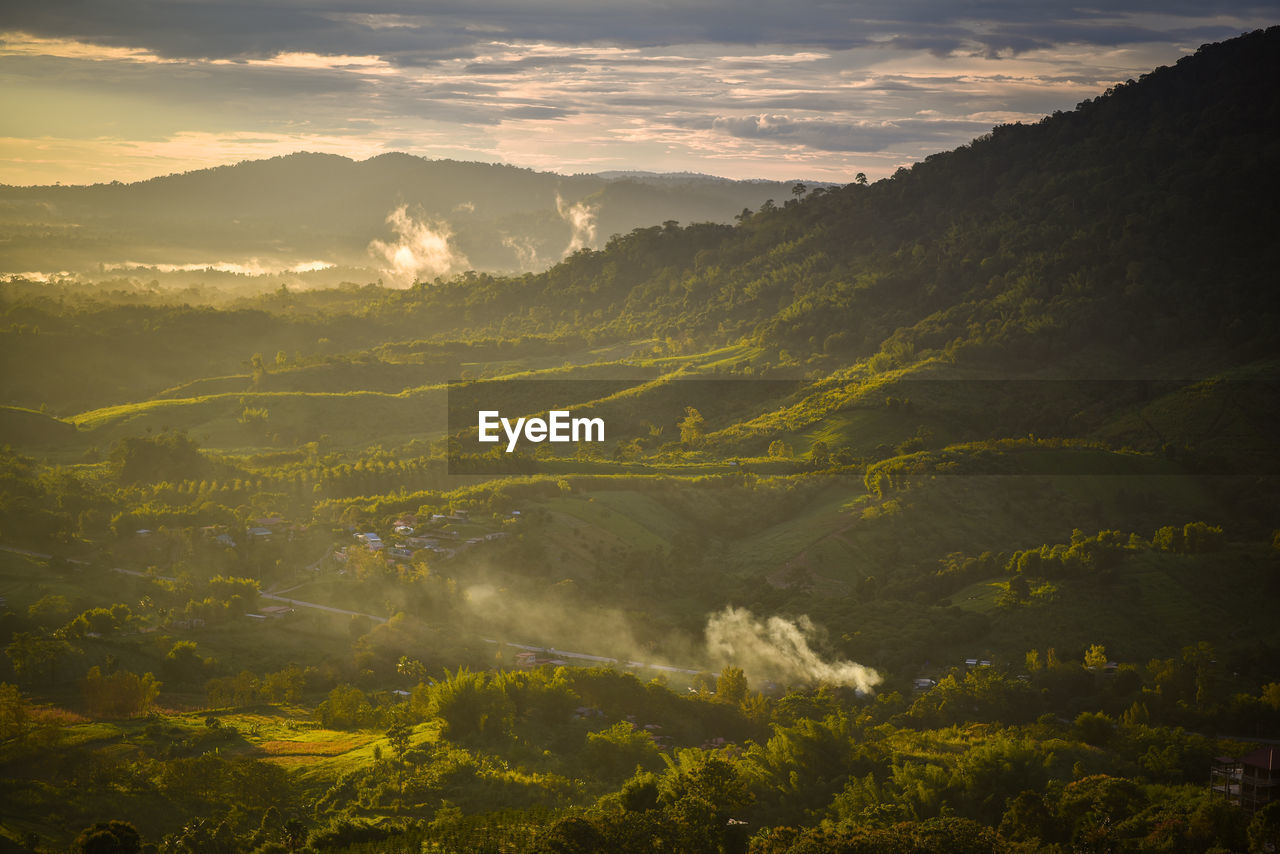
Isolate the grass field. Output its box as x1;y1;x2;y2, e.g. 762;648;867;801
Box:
543;493;675;553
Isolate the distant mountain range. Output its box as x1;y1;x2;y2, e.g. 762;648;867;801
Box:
0;154;823;283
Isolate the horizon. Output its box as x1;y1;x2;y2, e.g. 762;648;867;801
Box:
0;149;839;190
2;4;1275;186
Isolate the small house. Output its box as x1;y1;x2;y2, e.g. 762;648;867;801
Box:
1212;746;1280;813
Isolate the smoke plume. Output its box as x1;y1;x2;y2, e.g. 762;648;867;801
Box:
368;205;468;286
705;606;882;693
501;234;543;270
556;193;598;257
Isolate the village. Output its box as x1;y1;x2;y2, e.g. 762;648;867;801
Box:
335;508;518;566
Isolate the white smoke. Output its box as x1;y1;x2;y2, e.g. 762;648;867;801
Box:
501;234;543;270
705;607;882;694
556;193;598;257
368;205;469;286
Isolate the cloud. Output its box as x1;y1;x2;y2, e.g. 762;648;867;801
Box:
703;114;993;152
2;3;1274;184
368;205;469;286
4;1;1273;63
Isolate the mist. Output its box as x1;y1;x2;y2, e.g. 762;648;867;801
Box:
501;234;544;270
705;606;882;694
465;581;651;659
556;194;598;257
368;204;469;286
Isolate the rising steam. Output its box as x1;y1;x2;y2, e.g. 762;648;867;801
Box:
502;234;543;270
556;193;598;256
368;205;469;286
705;607;882;694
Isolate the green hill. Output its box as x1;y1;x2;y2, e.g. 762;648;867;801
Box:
2;29;1280;854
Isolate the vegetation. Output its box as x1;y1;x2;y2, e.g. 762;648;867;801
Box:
0;27;1277;852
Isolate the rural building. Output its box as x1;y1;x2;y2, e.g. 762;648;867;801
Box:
1211;746;1280;812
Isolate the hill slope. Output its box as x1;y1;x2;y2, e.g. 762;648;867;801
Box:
0;153;810;279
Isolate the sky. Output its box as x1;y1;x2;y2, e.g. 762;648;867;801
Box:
0;2;1274;186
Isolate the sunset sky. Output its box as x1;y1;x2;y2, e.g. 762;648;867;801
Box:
1;2;1274;186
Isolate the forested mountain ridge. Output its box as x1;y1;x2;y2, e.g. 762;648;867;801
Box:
4;29;1277;419
0;152;811;278
397;25;1280;364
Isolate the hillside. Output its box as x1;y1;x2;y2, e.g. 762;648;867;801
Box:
1;28;1279;854
5;30;1278;460
0;153;811;281
393;26;1280;363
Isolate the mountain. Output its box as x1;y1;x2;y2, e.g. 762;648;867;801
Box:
401;26;1280;367
2;29;1278;437
0;153;815;281
3;30;1280;854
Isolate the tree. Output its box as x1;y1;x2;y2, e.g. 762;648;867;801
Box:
1249;802;1280;854
27;594;71;627
0;682;28;740
1058;775;1145;846
397;655;428;683
620;772;661;812
715;666;749;706
808;440;829;468
73;821;141;854
82;667;161;718
585;722;663;783
1084;644;1108;669
1073;711;1115;746
538;817;605;854
5;631;78;684
426;668;514;743
678;407;706;446
109;430;207;485
264;665;305;704
855;172;868;185
65;605;129;637
998;790;1056;844
659;752;753;852
386;721;412;766
1001;574;1031;607
315;684;371;729
163;640;210;683
250;352;267;386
